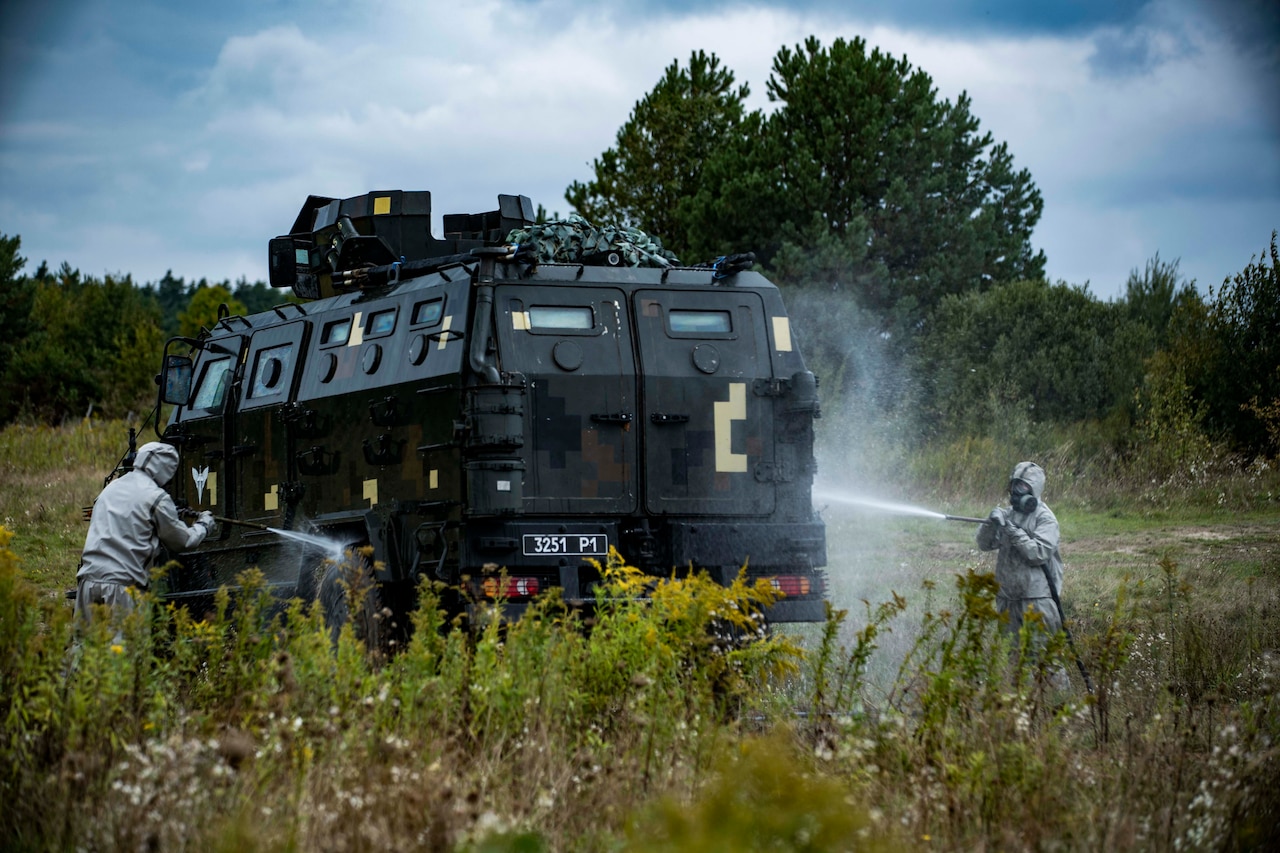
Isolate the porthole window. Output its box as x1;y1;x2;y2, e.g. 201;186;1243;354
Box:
361;343;383;374
250;343;294;398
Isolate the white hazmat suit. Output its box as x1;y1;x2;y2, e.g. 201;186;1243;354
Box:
75;441;212;622
976;461;1065;638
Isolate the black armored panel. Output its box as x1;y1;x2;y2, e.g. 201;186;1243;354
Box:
268;191;535;300
157;190;825;637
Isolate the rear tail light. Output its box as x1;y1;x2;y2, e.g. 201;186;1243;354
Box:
768;575;813;597
481;576;541;599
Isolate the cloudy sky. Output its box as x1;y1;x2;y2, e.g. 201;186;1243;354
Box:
1;0;1277;300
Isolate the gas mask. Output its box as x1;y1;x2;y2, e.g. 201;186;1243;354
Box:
1009;479;1038;514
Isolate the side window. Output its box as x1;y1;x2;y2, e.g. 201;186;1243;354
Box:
321;318;352;347
412;298;444;327
249;343;294;399
191;358;232;411
367;308;397;337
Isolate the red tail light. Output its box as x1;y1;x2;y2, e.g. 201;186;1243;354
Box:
481;576;541;599
768;575;813;597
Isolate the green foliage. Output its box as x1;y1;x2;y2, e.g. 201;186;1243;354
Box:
567;36;1044;329
565;50;749;259
1123;253;1199;348
629;733;881;852
3;506;1280;850
1178;231;1280;456
1131;350;1217;486
178;284;248;339
0;234;34;371
685;36;1045;324
0;264;165;422
915;279;1155;437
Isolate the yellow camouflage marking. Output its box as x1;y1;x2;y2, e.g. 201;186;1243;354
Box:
265;484;279;511
714;382;749;473
207;471;218;506
363;478;378;507
512;311;530;330
772;316;793;352
349;312;364;346
437;315;453;350
373;196;391;215
429;469;439;489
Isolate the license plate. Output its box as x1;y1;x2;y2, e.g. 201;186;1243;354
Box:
522;534;608;557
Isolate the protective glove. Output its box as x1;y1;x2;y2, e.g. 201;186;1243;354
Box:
197;511;215;530
987;506;1007;528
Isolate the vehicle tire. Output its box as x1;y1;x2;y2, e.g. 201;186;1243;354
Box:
316;547;388;657
294;549;326;605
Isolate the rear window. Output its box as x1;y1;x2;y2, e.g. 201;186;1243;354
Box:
668;310;731;334
530;306;593;330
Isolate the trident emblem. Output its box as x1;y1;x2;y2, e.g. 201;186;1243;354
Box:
192;466;210;504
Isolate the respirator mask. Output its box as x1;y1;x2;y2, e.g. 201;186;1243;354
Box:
1009;479;1038;514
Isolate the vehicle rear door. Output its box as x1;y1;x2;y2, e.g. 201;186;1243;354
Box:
495;285;637;514
633;289;775;515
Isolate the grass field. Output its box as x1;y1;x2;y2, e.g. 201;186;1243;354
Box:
3;420;1278;850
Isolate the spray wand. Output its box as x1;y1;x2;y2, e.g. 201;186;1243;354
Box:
179;508;272;532
211;515;272;532
944;512;1095;694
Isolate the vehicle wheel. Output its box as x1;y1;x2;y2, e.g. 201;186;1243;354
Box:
294;548;327;605
316;547;388;657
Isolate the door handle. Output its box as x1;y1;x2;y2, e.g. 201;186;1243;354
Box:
591;412;634;425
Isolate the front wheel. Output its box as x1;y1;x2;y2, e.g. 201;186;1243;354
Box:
316;547;388;657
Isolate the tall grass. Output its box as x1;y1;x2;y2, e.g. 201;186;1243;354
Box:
4;520;1279;850
4;421;1280;850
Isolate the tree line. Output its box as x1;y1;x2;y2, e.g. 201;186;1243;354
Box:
567;39;1279;465
0;234;284;424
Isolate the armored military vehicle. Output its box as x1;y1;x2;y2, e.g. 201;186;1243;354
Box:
149;189;826;638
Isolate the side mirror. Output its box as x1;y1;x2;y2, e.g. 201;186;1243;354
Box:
161;354;193;405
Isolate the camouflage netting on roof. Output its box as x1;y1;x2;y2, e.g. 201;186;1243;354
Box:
506;214;680;268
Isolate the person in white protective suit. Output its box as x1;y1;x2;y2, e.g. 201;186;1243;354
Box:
976;461;1070;688
75;441;214;626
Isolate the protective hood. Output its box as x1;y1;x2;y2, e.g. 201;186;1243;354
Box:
134;442;179;487
1010;461;1045;501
